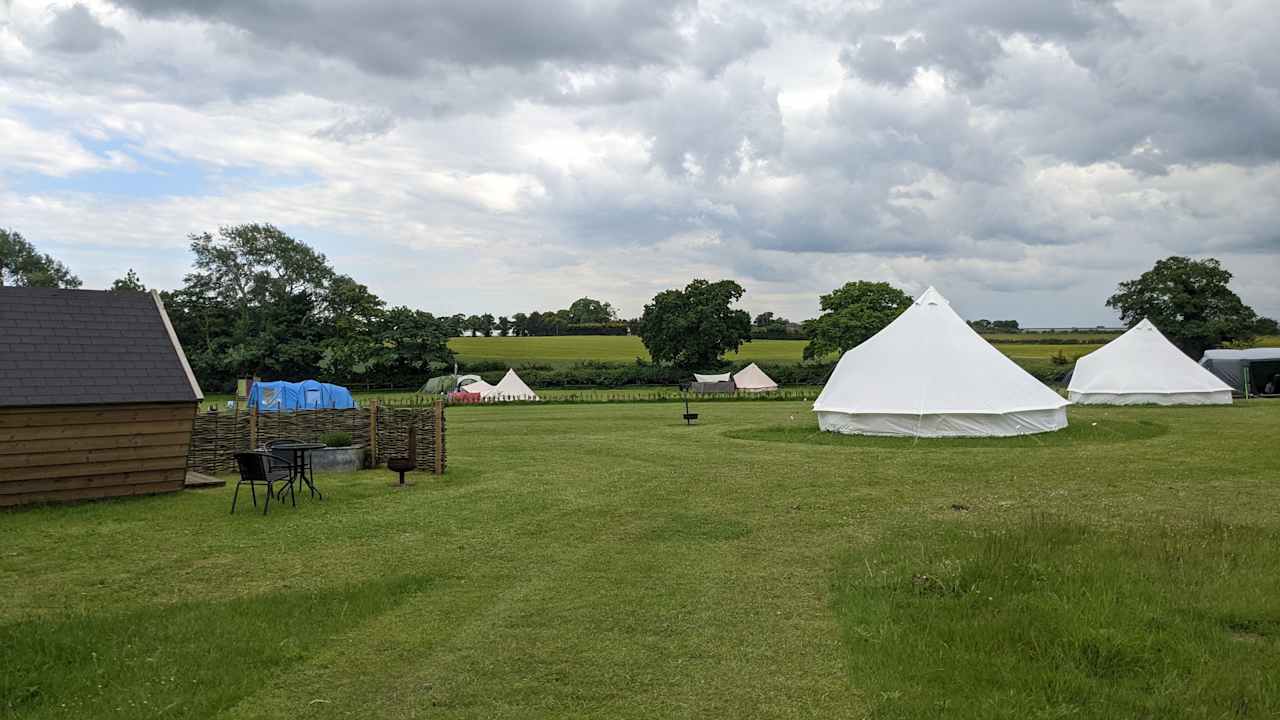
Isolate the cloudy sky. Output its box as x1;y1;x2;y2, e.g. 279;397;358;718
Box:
2;0;1277;324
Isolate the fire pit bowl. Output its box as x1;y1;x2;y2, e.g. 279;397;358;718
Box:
387;456;416;485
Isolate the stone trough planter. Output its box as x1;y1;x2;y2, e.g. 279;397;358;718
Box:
309;445;366;473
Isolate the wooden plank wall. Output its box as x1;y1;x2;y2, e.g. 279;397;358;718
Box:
0;403;196;507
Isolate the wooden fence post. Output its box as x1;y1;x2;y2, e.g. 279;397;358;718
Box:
248;403;258;450
433;399;444;475
369;399;380;467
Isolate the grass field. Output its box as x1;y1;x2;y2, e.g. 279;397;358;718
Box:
5;401;1280;718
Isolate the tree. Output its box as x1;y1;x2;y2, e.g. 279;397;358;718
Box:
497;316;512;337
566;297;616;324
1255;317;1279;336
478;313;495;337
320;306;453;385
111;269;146;292
637;279;751;367
992;319;1020;332
0;228;81;288
753;311;776;327
445;314;466;336
802;281;912;360
177;223;336;382
156;221;458;392
1106;256;1259;358
511;312;529;337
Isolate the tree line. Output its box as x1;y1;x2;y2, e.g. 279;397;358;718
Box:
3;225;1275;391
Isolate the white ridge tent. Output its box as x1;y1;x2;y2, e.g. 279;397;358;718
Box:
813;286;1069;437
693;372;732;383
1068;319;1233;405
459;379;495;396
733;363;778;393
482;369;540;401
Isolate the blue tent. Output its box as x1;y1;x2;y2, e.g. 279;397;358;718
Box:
247;380;357;411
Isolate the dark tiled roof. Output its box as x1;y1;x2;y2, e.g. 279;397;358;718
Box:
0;287;201;408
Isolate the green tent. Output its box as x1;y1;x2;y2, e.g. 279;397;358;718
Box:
418;374;483;395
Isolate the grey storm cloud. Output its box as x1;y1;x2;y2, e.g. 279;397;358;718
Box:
109;0;695;75
44;3;125;54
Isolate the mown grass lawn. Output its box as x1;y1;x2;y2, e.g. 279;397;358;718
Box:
4;401;1280;719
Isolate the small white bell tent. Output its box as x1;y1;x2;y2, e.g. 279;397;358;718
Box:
1068;319;1232;405
483;369;540;401
813;287;1069;437
459;379;495;396
733;363;778;393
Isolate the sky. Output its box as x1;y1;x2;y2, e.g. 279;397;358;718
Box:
1;0;1278;325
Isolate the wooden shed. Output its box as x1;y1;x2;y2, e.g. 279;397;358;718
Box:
0;287;203;507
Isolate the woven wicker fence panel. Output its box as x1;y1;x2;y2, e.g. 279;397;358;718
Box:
256;408;369;448
375;406;445;473
188;410;249;474
187;404;444;475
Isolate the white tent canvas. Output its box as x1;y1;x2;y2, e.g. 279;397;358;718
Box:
482;369;540;401
1068;319;1232;405
458;379;494;395
813;287;1069;437
693;372;732;383
733;363;778;393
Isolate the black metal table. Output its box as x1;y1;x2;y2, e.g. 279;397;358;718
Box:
271;442;325;500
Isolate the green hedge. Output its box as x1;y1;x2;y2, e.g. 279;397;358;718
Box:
463;360;836;388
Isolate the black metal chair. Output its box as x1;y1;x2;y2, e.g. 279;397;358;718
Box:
232;451;295;515
264;438;315;497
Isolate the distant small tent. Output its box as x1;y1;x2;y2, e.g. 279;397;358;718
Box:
247;380;356;411
1200;348;1280;395
420;373;483;395
449;371;539;402
733;363;778;393
458;379;495;396
1068;319;1232;405
690;371;735;394
485;369;540;401
694;372;731;383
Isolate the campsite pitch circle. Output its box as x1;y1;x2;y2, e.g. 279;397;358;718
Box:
724;418;1168;449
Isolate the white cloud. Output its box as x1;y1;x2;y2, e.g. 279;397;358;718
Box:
0;0;1276;325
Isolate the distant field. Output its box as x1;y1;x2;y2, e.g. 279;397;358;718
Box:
447;335;1104;366
980;332;1121;342
447;336;808;364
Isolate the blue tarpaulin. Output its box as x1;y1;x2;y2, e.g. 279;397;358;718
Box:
247;380;357;411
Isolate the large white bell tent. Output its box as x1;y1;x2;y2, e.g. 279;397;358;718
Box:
1068;319;1233;405
732;363;778;393
812;287;1069;437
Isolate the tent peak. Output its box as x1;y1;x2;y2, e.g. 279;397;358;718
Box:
914;286;949;306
